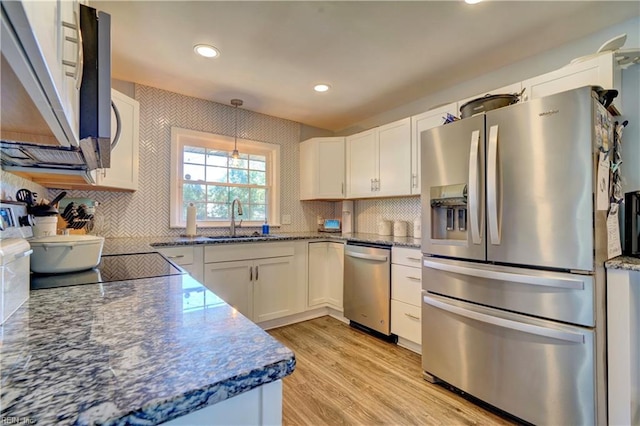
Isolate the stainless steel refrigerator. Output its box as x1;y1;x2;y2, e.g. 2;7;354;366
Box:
420;86;612;425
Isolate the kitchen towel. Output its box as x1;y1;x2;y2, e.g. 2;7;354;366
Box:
186;203;197;236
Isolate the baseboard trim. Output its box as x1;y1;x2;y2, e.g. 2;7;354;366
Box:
397;336;421;354
258;308;330;330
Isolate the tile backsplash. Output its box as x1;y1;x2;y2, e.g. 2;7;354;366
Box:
57;84;335;238
0;170;47;202
354;197;422;237
2;84;423;239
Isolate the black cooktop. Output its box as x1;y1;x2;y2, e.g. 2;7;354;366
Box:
31;252;184;290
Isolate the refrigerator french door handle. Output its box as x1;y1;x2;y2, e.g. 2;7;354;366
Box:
488;124;501;245
422;294;585;344
422;259;585;290
468;130;481;244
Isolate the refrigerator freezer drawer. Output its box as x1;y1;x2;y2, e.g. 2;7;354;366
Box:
422;293;596;425
423;258;594;326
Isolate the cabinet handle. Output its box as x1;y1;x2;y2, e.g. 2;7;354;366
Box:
406;276;421;281
376;179;380;191
407;257;421;262
250;266;253;281
166;254;185;259
62;11;83;89
341;182;344;195
370;178;374;191
255;265;259;280
404;313;420;321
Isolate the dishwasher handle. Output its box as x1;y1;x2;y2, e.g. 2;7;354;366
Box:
345;251;388;262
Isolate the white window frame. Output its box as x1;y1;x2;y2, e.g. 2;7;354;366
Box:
170;127;281;228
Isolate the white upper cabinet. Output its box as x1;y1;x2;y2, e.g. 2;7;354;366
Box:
299;137;345;200
377;117;412;197
91;89;140;191
411;103;457;195
346;128;378;198
522;51;621;109
1;0;81;146
346;118;411;198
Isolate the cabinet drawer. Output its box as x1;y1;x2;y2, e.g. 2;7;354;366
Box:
156;246;194;265
391;247;422;268
391;300;421;345
205;243;294;263
392;264;422;306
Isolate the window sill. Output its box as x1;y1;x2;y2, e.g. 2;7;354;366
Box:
170;222;281;229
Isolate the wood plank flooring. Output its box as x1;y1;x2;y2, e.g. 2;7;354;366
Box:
268;316;517;426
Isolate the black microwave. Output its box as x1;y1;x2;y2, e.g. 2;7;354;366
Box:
624;191;640;258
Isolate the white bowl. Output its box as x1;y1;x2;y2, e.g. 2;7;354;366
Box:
29;235;104;274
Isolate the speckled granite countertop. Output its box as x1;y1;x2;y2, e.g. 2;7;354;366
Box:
102;232;421;255
605;256;640;271
0;274;295;425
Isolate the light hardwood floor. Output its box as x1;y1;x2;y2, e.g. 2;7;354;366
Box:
268;316;517;426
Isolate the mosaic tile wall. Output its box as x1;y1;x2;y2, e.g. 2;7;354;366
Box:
58;84;335;238
353;197;422;237
0;170;47;202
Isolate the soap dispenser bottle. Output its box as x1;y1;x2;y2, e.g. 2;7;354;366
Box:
262;218;270;235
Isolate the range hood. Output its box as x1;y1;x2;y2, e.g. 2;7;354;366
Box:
1;137;110;173
0;3;111;176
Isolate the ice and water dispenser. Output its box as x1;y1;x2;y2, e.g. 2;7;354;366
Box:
429;183;468;241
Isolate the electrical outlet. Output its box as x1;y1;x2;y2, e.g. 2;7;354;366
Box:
282;214;291;225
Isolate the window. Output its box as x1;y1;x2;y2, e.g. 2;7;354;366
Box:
170;127;280;228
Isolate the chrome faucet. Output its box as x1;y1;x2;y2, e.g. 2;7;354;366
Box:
230;198;243;236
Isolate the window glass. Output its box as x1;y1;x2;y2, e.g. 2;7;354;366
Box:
176;142;274;224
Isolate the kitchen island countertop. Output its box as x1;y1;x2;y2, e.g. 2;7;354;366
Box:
0;274;295;425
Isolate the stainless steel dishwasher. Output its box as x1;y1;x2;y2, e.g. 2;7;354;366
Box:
343;242;393;337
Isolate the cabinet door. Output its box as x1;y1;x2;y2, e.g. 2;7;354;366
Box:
326;242;344;310
307;242;328;307
411;103;457;195
96;89;140;190
377;117;411;197
346;129;377;198
253;256;295;323
522;52;619;106
299;137;345;200
317;138;345;198
204;260;253;319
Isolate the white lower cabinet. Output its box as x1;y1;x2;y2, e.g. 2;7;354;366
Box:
204;260;253;318
391;247;422;352
252;256;296;322
307;241;344;311
156;245;204;283
203;242;306;323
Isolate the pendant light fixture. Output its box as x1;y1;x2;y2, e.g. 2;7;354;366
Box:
230;98;243;159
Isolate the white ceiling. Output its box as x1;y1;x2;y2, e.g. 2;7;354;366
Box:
92;1;639;132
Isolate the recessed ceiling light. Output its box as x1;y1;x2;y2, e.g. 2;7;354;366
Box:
314;84;331;93
465;0;483;4
194;44;220;58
